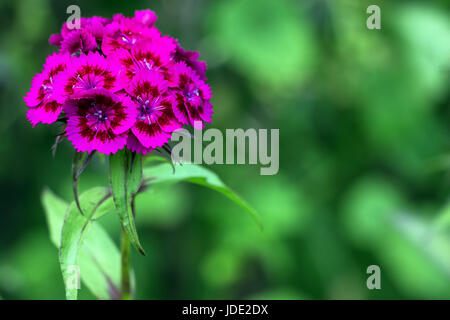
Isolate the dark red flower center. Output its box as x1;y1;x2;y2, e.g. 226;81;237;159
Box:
85;101;113;128
183;83;200;101
136;96;165;124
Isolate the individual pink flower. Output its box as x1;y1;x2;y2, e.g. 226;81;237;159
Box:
53;52;122;103
84;16;112;41
24;52;70;126
60;29;98;55
64;89;137;154
171;62;213;129
101;18;161;55
67;17;110;37
112;36;176;88
126;70;181;149
174;44;207;81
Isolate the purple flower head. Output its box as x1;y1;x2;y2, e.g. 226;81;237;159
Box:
24;52;70;126
172;62;213;129
25;9;213;155
64;89;137;154
53;52;122;103
127;70;181;149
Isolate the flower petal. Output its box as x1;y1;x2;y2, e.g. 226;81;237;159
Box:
132;120;171;148
26;101;62;127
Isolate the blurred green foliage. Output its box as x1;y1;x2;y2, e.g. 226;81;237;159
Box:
0;0;449;299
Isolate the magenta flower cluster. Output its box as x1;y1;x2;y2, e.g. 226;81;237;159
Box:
24;10;213;155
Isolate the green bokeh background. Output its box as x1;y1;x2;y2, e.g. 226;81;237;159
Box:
0;0;449;299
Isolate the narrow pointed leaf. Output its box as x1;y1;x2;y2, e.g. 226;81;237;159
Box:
145;154;176;173
51;133;65;157
60;187;114;300
42;188;122;300
42;187;68;246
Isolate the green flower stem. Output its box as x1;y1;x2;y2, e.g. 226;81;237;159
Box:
109;150;145;255
120;227;132;300
110;151;144;300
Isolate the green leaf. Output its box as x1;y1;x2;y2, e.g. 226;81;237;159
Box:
42;188;121;300
109;150;145;255
60;186;116;300
51;133;65;157
144;154;176;173
143;163;263;229
42;187;69;246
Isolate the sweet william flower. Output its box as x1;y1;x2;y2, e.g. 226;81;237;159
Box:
101;17;161;55
24;52;70;126
171;62;213;129
64;89;137;154
21;10;245;303
53;51;122;103
50;16;112;49
83;16;112;42
26;9;214;154
127;70;181;148
112;36;176;88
